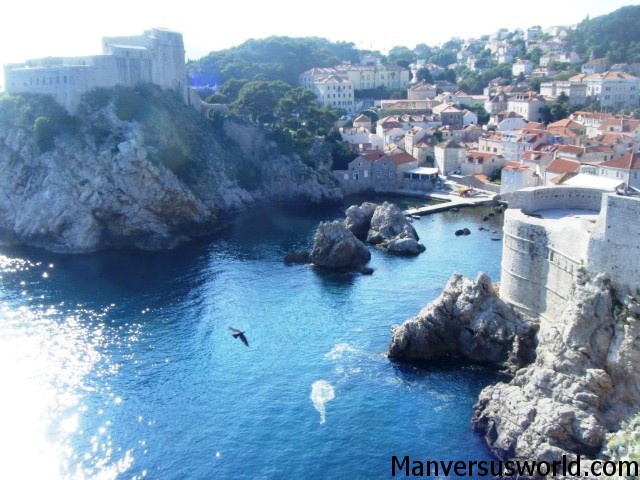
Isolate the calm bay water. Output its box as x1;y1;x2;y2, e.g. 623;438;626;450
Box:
0;199;505;479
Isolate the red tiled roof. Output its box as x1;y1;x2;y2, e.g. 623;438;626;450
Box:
473;174;491;183
362;151;385;162
546;158;581;174
601;152;640;170
384;150;417;166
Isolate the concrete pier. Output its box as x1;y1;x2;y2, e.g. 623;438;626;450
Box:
403;192;496;216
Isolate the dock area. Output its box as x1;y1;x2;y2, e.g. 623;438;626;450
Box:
403;191;497;216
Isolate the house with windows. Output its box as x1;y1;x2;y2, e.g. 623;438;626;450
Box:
568;71;640;109
539;81;587;106
434;140;466;175
501;161;540;193
332;149;419;193
593;152;640;190
507;92;546;123
407;81;437;100
299;72;355;113
460;151;506;177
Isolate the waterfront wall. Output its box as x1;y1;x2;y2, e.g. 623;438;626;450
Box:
587;194;640;292
506;185;605;212
500;186;640;321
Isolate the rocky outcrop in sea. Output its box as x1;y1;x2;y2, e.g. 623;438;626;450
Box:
309;221;371;270
345;202;425;256
388;272;536;370
472;272;640;463
389;270;640;466
0;87;342;253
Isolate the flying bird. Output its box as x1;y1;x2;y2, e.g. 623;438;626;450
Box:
229;327;249;347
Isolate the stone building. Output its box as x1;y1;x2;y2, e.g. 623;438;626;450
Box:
4;28;192;113
500;186;640;321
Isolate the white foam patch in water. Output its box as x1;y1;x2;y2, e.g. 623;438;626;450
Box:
310;380;335;424
323;343;357;361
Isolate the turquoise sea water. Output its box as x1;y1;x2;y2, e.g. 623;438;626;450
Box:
0;200;505;479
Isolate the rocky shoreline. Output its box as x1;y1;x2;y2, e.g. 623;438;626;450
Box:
0;91;342;254
285;201;426;272
389;271;640;467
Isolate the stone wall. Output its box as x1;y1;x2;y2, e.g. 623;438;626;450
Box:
506;185;604;212
4;28;187;113
500;187;640;319
587;194;640;292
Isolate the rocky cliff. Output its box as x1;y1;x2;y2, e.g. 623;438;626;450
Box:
388;273;536;370
0;86;342;253
473;272;640;463
389;270;640;465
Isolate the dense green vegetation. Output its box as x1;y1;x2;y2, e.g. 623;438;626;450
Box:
0;93;79;153
187;36;360;87
567;5;640;63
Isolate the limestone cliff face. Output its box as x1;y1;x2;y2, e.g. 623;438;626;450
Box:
388;273;537;369
472;273;640;462
389;270;640;464
0;89;342;253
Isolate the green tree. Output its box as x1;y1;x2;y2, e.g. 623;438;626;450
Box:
220;79;249;103
386;46;416;68
529;77;543;93
34;116;55;152
415;68;433;84
205;93;227;104
466;103;490;125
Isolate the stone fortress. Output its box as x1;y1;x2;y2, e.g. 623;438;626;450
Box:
3;28;195;112
500;186;640;321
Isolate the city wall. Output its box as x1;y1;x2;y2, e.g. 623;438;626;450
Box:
499;186;639;322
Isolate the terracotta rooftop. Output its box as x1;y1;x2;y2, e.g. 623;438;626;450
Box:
601;152;640;170
546;158;581;174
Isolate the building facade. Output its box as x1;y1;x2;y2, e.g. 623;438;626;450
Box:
4;28;189;112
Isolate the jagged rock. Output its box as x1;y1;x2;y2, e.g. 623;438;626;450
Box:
386;237;426;255
0;92;342;253
472;274;640;463
309;221;371;269
388;273;537;369
367;202;419;244
344;202;377;239
283;250;310;265
365;202;425;254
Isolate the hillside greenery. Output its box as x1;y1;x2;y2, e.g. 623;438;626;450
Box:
567;5;640;64
187;36;360;87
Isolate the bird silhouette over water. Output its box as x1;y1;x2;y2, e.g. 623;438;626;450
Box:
229;327;249;347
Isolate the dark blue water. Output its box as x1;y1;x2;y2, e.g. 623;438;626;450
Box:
0;200;505;479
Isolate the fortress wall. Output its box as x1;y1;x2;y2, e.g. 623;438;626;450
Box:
500;211;583;320
587;194;640;292
507;186;604;213
5;28;187;112
501;189;640;320
500;214;549;317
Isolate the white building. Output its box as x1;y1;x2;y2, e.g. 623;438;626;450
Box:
407;81;437;100
512;59;533;77
507;92;546;123
540;81;587;106
568;71;640;109
311;75;355;113
4;28;190;113
434;139;466;175
300;64;410;94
